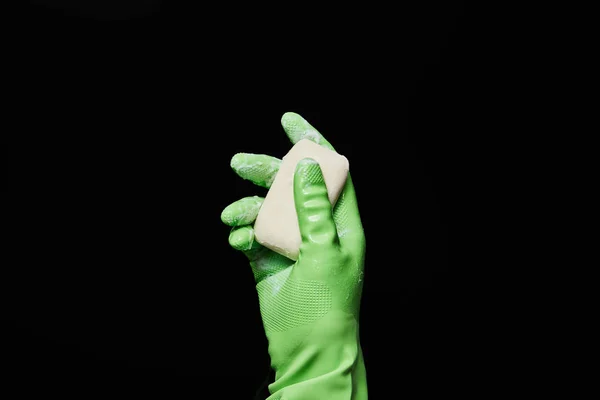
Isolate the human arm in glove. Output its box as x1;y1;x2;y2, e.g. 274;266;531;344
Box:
221;112;367;399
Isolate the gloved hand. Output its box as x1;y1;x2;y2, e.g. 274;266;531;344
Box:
221;112;367;399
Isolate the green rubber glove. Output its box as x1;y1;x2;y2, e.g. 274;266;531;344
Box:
221;112;367;399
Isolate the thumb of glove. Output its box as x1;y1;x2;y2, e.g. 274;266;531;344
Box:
293;158;341;257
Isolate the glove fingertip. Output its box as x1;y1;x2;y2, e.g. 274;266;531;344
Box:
228;227;255;251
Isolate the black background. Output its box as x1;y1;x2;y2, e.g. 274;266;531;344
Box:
7;1;469;397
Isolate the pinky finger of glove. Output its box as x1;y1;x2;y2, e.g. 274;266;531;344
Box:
228;225;261;251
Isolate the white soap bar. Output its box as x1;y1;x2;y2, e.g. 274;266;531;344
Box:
254;139;349;260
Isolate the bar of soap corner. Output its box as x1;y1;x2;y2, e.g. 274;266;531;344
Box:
253;139;349;260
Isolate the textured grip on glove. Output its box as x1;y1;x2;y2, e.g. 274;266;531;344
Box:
257;272;332;333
